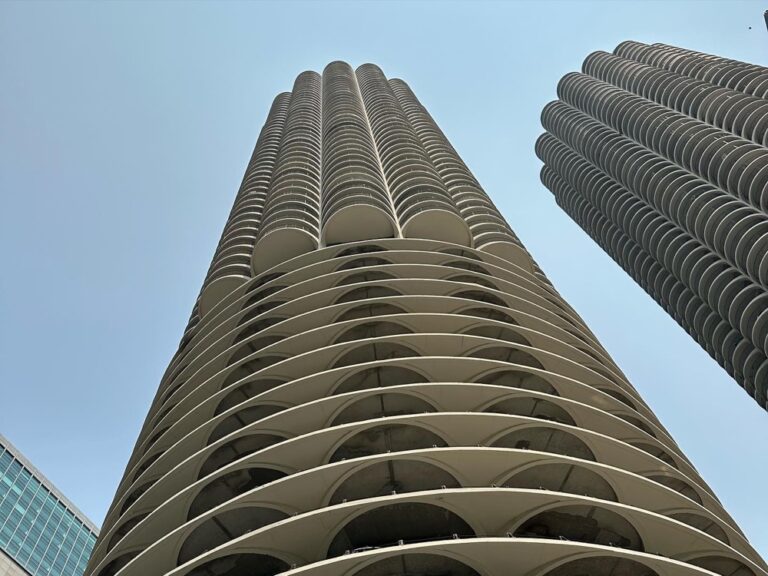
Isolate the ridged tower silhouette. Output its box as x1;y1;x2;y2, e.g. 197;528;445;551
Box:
537;41;768;411
86;61;767;576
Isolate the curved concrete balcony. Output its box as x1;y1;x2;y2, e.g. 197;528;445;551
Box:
356;64;466;245
582;51;768;147
320;62;397;245
537;132;768;358
253;72;322;274
88;238;765;576
615;41;768;99
252;227;319;275
149;241;628;400
195;92;290;317
540;101;768;289
554;72;768;213
388;79;522;255
540;166;768;406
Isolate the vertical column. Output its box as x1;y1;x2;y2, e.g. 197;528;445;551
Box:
320;61;399;245
356;64;470;246
198;93;290;316
389;79;532;270
252;72;323;273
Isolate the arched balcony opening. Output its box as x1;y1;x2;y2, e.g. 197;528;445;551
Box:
439;248;483;261
331;393;437;426
198;434;286;480
330;424;448;462
597;387;637;409
442;260;490;274
133;451;165;482
629;443;678;468
326;502;475;558
446;274;498;290
504;463;617;501
476;370;559;396
233;317;286;347
586;363;623;386
614;413;656;437
335;303;408;323
153;401;179;430
462;325;531;346
337;271;397;286
647;475;703;504
236;301;287;328
243;272;285;298
214;379;288;414
337;256;392;271
144;426;170;453
107;512;149;553
469;346;545;370
177;508;289;566
160;380;187;407
336;286;403;304
351;554;480;576
208;405;286;445
334;367;429;395
188;467;287;520
120;479;157;515
220;356;285;389
336;245;388;258
687;556;755;576
182;554;289;576
491;427;595;461
242;284;287;309
329;460;460;504
97;552;140;576
458;307;518;325
515;504;644;551
453;290;507;307
486;397;575;425
333;343;419;369
335;322;413;344
543;557;659;576
670;513;729;544
227;336;285;366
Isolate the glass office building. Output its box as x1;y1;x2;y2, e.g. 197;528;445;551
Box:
0;434;98;576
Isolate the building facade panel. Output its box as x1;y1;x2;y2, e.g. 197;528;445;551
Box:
538;41;768;411
0;437;98;576
87;61;766;576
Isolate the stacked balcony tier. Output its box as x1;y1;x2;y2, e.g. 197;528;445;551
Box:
88;238;766;576
319;62;398;245
87;60;767;576
198;93;290;317
388;79;530;269
192;62;537;324
356;64;470;246
253;72;323;273
537;41;768;411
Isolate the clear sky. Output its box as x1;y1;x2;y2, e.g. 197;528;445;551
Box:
1;0;766;557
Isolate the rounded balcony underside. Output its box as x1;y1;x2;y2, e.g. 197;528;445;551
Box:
199;275;249;318
401;209;471;247
322;205;398;246
252;228;319;275
480;240;534;272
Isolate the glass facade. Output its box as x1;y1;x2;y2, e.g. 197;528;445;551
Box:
0;436;97;576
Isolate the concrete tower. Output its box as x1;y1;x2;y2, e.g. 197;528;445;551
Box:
536;41;768;411
87;62;766;576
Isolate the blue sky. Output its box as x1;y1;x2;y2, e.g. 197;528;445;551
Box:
1;0;766;556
